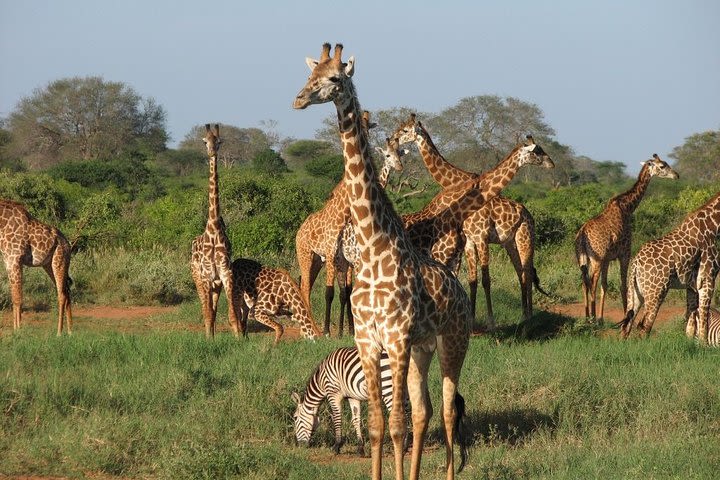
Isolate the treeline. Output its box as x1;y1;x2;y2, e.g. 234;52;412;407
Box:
0;76;718;307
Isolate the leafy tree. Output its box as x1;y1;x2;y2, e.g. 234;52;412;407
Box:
154;148;206;176
284;139;335;160
304;153;344;182
251;148;289;176
669;130;720;183
0;172;66;222
180;124;276;168
6;76;167;168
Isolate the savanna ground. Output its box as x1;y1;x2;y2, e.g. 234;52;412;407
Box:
1;276;719;480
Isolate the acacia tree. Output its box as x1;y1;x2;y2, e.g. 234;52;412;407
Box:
669;130;720;183
180;124;276;168
7;76;167;168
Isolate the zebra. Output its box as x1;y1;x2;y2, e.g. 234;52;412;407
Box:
291;346;468;471
686;307;720;346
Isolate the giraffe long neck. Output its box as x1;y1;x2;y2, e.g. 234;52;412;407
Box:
289;279;321;339
207;154;221;226
615;165;652;213
334;83;404;261
416;131;475;188
377;162;393;189
686;192;720;241
476;146;526;199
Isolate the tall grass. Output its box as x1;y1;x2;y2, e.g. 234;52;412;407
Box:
1;308;718;479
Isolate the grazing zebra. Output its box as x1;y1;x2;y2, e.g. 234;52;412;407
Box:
291;346;468;471
687;307;720;346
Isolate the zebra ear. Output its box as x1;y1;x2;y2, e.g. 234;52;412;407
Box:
291;391;301;404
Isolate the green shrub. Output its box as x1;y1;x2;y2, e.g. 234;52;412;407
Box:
251;148;289;176
304;154;344;183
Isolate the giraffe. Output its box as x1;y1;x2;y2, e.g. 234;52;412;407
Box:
295;165;353;338
190;124;241;338
295;43;491;480
392;114;550;327
230;258;322;344
400;135;554;284
575;154;679;321
0;200;72;335
619;191;720;343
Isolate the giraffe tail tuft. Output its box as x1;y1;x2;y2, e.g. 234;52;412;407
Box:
575;231;591;290
532;267;551;297
453;392;469;473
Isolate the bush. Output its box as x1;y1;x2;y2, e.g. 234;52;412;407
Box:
251;148;288;176
284;140;335;160
304;154;344;183
0;171;67;222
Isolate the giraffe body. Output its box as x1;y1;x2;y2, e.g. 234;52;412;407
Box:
231;258;321;344
190;124;241;338
575;155;679;321
294;43;476;480
393;115;553;325
0;200;72;334
619;191;720;342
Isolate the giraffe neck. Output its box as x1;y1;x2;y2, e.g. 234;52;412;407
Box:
207;154;221;228
377;162;392;189
290;285;320;339
476;145;526;199
416;131;475;188
615;164;652;213
685;192;720;241
333;83;404;258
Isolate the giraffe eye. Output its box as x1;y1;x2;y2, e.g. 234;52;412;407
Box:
328;76;340;83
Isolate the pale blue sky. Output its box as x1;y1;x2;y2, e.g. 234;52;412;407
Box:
1;0;718;173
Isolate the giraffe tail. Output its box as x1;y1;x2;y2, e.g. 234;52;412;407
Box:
532;267;551;297
575;231;591;292
453;392;469;473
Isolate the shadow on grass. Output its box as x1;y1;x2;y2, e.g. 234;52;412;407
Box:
486;309;603;343
427;407;556;447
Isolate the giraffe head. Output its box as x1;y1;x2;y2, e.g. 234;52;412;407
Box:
642;153;680;179
516;135;554;169
293;43;355;109
376;137;409;173
391;113;420;145
202;124;222;158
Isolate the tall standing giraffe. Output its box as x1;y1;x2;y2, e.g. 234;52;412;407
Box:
0;200;72;335
392;114;550;326
190;124;241;338
575;154;679;321
294;43;480;480
619;191;720;343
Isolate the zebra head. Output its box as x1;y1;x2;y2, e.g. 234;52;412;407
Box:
291;390;319;446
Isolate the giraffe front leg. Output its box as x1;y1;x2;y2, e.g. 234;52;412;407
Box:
598;260;610;324
254;310;283;344
407;346;433;480
7;262;23;331
218;263;241;338
356;341;384;480
685;287;699;338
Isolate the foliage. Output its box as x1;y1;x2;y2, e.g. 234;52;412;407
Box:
669;129;720;183
284;139;336;160
154;148;206;176
0;171;67;222
6;76;167;168
251;148;289;176
304;153;344;183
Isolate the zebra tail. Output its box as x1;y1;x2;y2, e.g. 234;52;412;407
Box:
453;392;469;473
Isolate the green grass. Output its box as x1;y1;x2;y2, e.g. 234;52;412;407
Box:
1;304;719;479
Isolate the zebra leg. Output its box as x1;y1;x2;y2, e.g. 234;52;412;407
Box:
348;397;365;456
328;394;345;454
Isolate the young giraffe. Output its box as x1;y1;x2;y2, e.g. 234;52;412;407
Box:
295;161;353;338
575;154;679;321
0;200;72;334
295;43;494;480
619;191;720;343
392;114;550;327
190;124;241;338
230;258;321;344
400;135;554;282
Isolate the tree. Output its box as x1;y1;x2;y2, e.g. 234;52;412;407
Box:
252;148;289;176
6;76;167;168
669;130;720;183
180;124;277;168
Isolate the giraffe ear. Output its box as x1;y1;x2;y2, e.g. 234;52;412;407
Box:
291;391;301;404
305;57;319;71
344;56;355;77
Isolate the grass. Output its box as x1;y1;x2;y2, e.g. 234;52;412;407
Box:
1;301;719;479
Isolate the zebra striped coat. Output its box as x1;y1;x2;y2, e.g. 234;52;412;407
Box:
291;346;407;455
687;307;720;346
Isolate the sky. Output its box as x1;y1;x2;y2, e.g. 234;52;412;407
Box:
1;0;718;174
